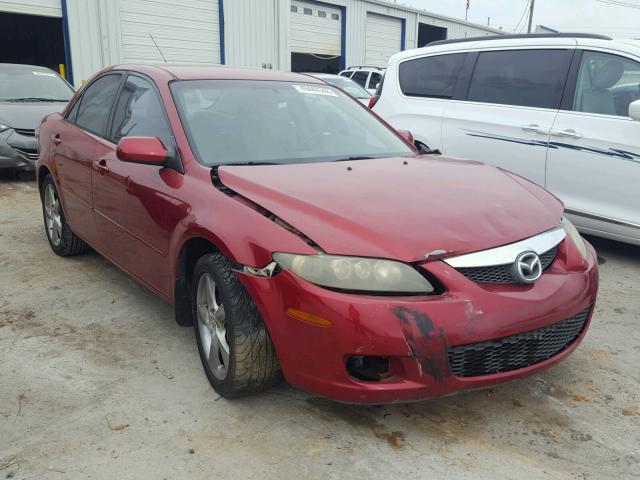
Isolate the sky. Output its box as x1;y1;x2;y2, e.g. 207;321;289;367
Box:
403;0;640;37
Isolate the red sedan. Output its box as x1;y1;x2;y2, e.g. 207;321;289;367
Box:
36;65;598;404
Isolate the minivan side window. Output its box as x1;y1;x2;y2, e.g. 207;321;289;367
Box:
109;75;173;147
573;50;640;117
351;71;369;88
73;74;122;136
399;53;466;99
467;49;572;109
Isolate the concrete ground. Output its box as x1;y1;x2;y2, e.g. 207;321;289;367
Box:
1;174;639;480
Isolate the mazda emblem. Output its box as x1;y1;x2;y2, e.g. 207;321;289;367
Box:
512;251;543;284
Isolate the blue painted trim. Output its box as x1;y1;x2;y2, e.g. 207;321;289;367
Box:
61;0;74;85
218;0;225;64
400;18;406;51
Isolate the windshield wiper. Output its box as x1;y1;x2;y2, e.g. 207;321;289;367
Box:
2;97;69;102
332;156;375;162
214;161;281;167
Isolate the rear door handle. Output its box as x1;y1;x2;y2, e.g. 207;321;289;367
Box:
93;159;109;175
550;129;583;139
521;124;549;135
52;134;62;145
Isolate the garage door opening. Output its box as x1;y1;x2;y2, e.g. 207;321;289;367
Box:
290;1;343;74
0;12;67;75
418;23;447;47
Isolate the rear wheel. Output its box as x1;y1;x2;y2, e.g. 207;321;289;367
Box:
192;253;280;397
41;175;89;256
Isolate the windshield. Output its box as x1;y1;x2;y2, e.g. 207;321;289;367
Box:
321;76;371;99
171;80;412;166
0;69;74;102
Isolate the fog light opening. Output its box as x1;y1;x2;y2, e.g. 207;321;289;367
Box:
346;355;390;382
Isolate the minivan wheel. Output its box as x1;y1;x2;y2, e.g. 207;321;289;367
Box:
192;253;281;397
41;175;89;256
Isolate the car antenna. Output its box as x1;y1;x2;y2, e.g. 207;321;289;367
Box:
149;34;168;63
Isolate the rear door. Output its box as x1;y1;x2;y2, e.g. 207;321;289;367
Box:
441;48;574;186
547;48;640;243
53;73;123;244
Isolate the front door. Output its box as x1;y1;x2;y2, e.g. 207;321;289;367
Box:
547;49;640;243
442;48;575;186
92;73;180;297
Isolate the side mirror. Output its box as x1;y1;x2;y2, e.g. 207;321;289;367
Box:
629;99;640;121
397;129;414;146
116;137;168;165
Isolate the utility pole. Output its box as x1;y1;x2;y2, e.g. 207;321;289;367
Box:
527;0;535;33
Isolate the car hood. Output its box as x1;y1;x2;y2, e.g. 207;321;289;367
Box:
219;157;564;262
0;101;68;129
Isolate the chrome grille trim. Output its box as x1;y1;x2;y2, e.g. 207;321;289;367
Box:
444;227;566;269
11;146;39;161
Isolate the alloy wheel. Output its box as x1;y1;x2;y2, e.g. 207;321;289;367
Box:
196;272;229;380
44;183;62;247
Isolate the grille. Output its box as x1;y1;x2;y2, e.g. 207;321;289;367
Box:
14;128;36;137
448;307;590;377
457;246;557;284
11;146;39;161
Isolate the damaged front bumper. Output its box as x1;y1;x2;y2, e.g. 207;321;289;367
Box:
0;129;39;171
237;240;598;404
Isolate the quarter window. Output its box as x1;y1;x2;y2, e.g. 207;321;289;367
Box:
399;53;465;99
368;72;382;90
467;49;572;109
573;50;640;117
110;75;172;147
351;71;369;87
73;74;122;136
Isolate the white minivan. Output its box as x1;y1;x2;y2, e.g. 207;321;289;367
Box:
373;34;640;246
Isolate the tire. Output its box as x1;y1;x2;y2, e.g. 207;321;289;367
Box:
41;174;89;257
192;253;280;397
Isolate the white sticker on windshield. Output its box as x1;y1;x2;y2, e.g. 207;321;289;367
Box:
292;84;338;97
33;71;56;77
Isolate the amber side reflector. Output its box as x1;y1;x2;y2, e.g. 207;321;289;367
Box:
286;308;332;327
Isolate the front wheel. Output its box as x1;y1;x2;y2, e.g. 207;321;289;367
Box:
192;253;280;397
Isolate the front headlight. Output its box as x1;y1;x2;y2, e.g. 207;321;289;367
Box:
561;217;587;260
0;124;10;133
273;253;434;294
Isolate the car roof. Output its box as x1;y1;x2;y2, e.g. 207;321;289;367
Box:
390;34;640;63
109;64;324;83
0;63;58;73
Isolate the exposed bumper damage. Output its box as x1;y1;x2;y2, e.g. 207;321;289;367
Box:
237;239;598;404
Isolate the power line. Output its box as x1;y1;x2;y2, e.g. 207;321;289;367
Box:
595;0;640;9
514;0;531;32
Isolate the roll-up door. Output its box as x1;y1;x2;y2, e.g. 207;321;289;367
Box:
365;12;402;68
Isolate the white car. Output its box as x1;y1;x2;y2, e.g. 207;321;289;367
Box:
339;66;384;95
373;33;640;246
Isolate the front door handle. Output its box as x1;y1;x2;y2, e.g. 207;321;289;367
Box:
52;134;62;145
521;124;548;135
550;129;583;139
93;159;109;176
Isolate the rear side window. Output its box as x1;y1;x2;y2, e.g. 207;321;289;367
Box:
351;71;369;87
74;74;122;136
467;49;572;109
399;53;466;99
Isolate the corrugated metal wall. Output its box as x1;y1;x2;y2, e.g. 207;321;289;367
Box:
224;0;278;68
0;0;60;17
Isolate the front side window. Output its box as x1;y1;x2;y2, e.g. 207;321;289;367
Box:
467;49;572;109
351;71;369;87
573;50;640;117
399;53;465;99
339;71;353;78
110;75;172;146
73;74;122;136
170;80;413;166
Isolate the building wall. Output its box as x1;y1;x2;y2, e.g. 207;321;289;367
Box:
1;0;502;85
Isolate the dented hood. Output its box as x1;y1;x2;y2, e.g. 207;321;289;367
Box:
219;157;563;262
